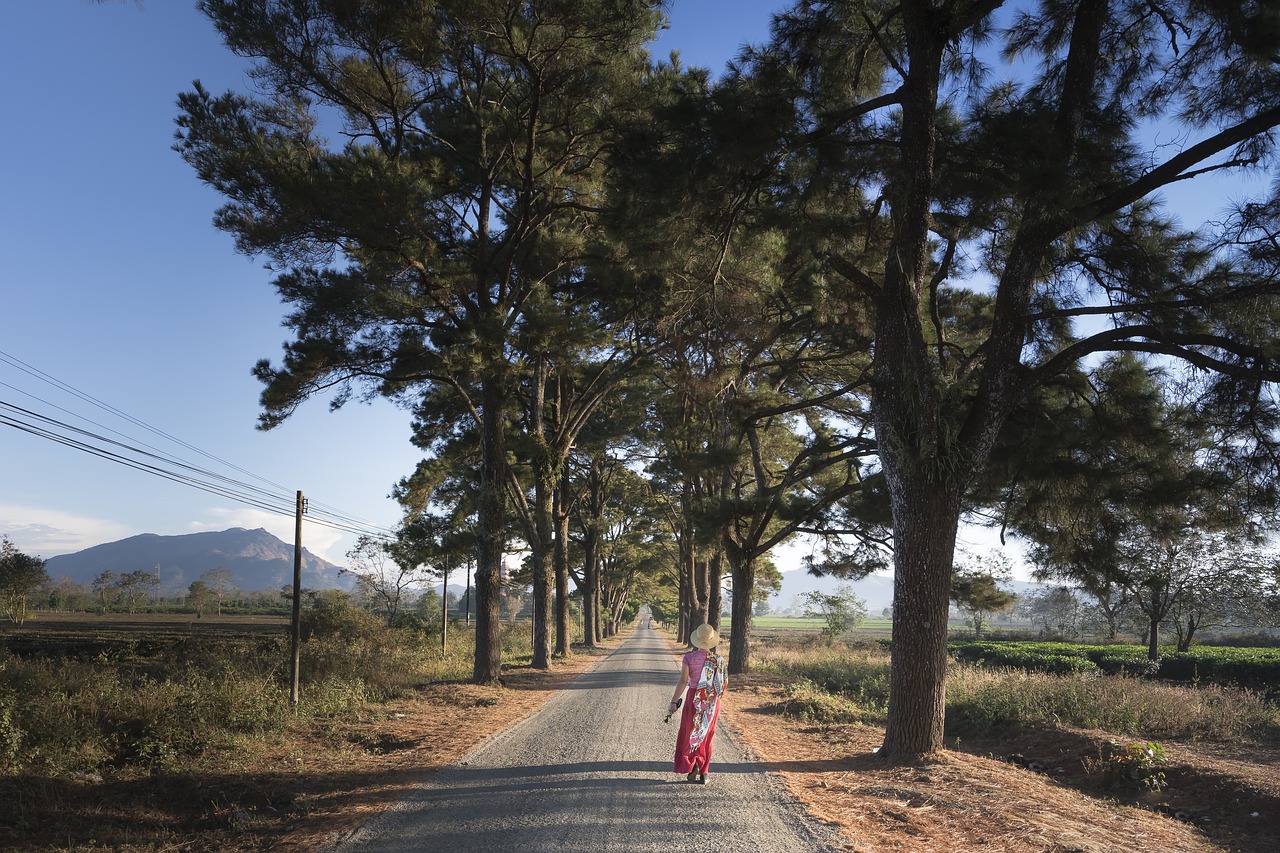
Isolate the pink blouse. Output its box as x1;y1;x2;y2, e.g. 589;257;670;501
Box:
682;649;708;683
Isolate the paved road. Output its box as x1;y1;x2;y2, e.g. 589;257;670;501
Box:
328;625;845;852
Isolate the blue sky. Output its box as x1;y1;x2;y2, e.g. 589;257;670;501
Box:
0;1;784;562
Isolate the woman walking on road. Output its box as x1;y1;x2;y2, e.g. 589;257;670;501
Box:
668;623;727;784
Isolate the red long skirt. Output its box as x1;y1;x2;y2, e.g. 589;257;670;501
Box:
673;686;722;774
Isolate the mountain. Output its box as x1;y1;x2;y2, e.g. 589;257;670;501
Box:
43;528;350;594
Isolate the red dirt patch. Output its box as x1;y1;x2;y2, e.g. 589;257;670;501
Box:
720;673;1279;852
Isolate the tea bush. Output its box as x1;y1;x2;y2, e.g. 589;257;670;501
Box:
948;640;1280;687
1156;647;1280;686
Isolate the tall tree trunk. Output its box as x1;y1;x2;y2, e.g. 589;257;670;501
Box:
581;524;599;648
593;557;603;642
869;0;952;761
612;590;628;634
530;357;553;669
473;374;507;684
876;0;1111;756
878;480;962;761
677;578;688;642
726;546;754;675
1178;615;1199;653
601;572;616;638
580;455;606;646
531;476;554;668
678;529;694;643
554;473;571;656
694;555;710;627
1147;614;1161;660
529;484;550;666
708;551;723;629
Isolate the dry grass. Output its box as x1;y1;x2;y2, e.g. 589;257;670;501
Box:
3;621;1276;851
0;625;611;852
946;663;1279;743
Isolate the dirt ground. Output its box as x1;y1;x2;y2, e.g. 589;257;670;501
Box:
3;629;1276;851
720;674;1279;853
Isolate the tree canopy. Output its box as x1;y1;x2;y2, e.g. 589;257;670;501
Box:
182;0;1280;762
0;536;48;626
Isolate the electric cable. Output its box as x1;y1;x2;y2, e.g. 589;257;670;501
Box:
0;348;300;500
0;352;399;542
1;402;388;538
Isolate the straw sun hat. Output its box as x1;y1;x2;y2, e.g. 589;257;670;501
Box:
690;623;718;649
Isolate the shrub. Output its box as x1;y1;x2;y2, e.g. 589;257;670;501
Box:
300;674;369;718
1084;740;1168;791
300;591;383;641
391;611;439;633
753;633;1279;744
777;679;864;724
944;663;1278;741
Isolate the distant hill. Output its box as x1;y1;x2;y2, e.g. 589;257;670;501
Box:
43;528;351;594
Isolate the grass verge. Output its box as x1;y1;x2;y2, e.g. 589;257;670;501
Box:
0;606;570;851
751;633;1279;745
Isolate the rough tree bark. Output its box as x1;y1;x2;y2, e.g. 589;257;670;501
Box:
474;374;508;683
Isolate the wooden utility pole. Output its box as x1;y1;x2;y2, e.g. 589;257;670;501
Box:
441;555;449;654
289;490;306;709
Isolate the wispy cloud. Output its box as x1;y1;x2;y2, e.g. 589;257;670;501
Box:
0;505;134;558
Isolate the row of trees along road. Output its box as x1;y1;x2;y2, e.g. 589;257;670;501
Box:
176;1;1280;762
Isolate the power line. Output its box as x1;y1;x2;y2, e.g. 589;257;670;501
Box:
1;398;294;507
0;350;399;541
0;348;300;499
0;401;393;539
0;406;296;518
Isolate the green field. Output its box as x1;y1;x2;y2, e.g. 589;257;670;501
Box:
751;616;827;630
737;615;894;637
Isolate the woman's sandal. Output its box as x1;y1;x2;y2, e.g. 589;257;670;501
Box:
686;770;699;783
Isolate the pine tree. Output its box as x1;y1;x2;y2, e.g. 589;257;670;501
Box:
693;0;1280;760
177;0;664;681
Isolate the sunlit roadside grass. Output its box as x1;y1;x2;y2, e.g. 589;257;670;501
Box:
945;664;1278;741
755;636;891;724
750;633;1280;744
0;606;539;778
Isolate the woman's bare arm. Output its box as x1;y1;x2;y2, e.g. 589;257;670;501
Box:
669;660;690;710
